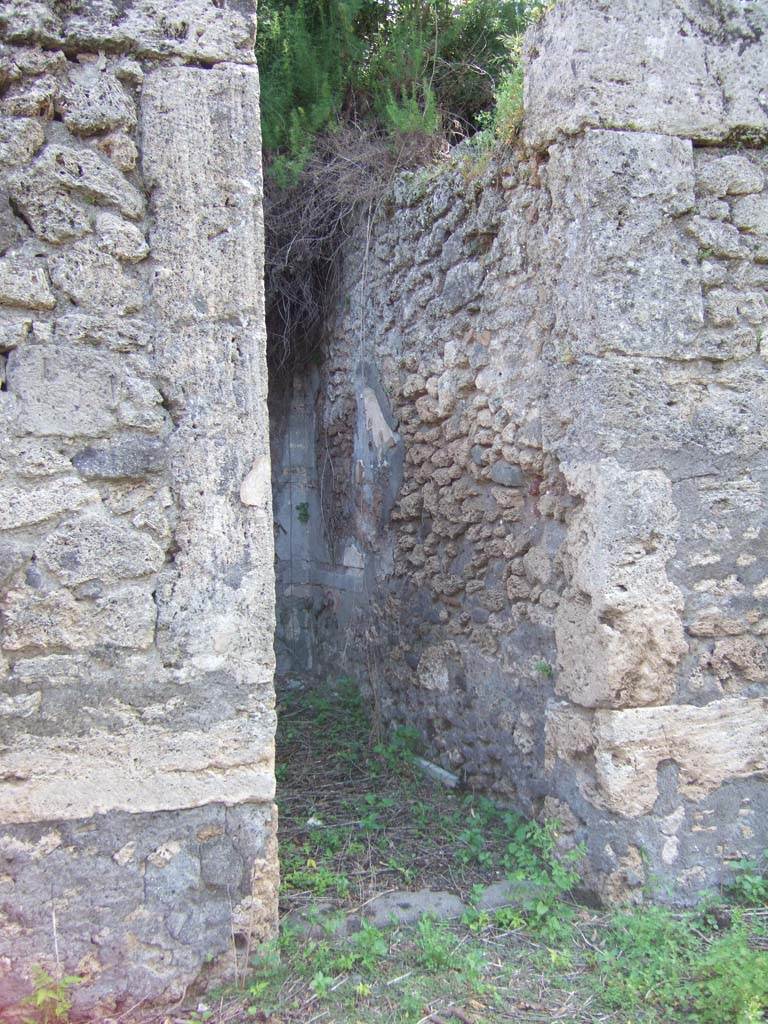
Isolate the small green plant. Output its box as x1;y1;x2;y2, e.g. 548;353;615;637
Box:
21;968;81;1024
727;855;768;906
534;658;554;678
357;791;397;831
456;824;493;867
493;905;525;931
481;61;524;142
282;856;351;898
348;920;389;972
373;724;423;774
461;905;491;933
415;916;457;971
310;969;335;999
296;501;310;523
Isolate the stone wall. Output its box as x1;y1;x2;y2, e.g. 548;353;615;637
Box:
0;1;277;1016
272;0;768;903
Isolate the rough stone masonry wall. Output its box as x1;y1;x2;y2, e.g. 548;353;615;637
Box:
272;0;768;903
0;2;277;1016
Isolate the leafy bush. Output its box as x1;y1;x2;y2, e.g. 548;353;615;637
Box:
592;904;768;1023
257;0;539;179
727;854;768;906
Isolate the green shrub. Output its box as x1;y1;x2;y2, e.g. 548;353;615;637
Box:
256;0;541;176
593;904;768;1023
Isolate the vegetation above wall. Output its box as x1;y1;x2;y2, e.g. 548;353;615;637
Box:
256;0;553;373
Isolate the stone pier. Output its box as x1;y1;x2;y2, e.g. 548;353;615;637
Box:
0;1;277;1016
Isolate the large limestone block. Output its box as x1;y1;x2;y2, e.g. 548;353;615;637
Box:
0;1;257;65
141;64;264;324
545;131;709;362
153;318;268;426
523;0;768;147
0;719;274;823
6;344;160;437
545;697;768;816
555;460;687;708
140;49;275;810
593;698;768;816
37;513;165;585
1;581;157;651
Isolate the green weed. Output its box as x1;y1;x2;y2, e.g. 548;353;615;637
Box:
727;854;768;906
592;903;768;1024
282;856;351;898
414;916;458;972
21;968;81;1024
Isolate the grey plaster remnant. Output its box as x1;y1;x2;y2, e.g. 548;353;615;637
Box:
73;435;166;479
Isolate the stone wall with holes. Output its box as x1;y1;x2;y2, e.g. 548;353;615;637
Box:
273;0;768;904
0;2;277;1017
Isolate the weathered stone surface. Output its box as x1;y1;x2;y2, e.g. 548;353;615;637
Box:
0;116;43;167
733;194;768;236
0;256;55;309
0;0;258;65
95;210;149;262
96;129;138;172
591;698;768;817
141;64;264;323
0;803;277;1017
0;476;97;528
545;131;703;362
0;718;274;823
489;461;523;487
37;513;165;584
49;240;144;314
698;154;765;196
0;188;23;252
72;434;166;479
1;581;156;651
56;59;137;136
1;73;57;117
555;461;687;708
442;260;484;313
0;0;276;1013
6;345;156;436
523;0;768;147
10;143;144;221
8;186;91;244
364;889;466;927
